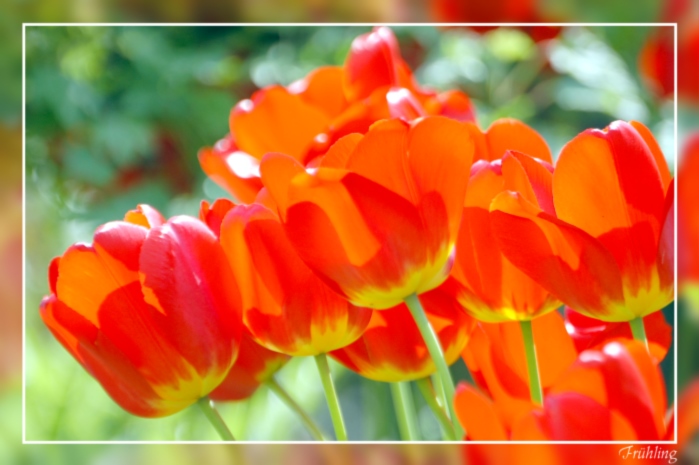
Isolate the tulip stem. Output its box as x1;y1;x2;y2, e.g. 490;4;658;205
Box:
416;377;457;440
404;293;464;438
520;320;543;406
629;317;649;351
267;378;327;441
390;382;420;441
314;353;348;441
197;396;235;441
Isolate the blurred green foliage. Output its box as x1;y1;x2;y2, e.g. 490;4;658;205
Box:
25;25;675;441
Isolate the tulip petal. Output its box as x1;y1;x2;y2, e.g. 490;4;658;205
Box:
198;136;264;204
408;116;474;240
290;66;348;118
554;122;667;296
343;27;401;101
455;383;509;441
230;86;330;163
490;191;627;320
486;118;552;163
139;217;242;380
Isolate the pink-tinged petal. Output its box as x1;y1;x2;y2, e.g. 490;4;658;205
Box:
513;393;623;441
386;87;426;121
551;341;663;440
565;308;672;361
198;135;263;204
139;217;242;378
490;192;627;320
424;90;477;122
230;86;330;163
455;383;508;441
124;204;166;229
343;27;401;101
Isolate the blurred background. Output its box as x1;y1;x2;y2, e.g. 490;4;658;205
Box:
2;0;698;462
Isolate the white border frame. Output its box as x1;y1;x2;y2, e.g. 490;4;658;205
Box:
22;22;679;445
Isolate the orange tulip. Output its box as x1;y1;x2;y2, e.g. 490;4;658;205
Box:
447;149;560;322
330;287;475;382
465;118;552;163
199;27;475;203
200;199;290;401
456;339;671;441
40;205;243;418
260;116;475;309
490;120;674;322
209;199;373;356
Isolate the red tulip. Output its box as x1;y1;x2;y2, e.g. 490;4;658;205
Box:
260;116;475;309
456;339;671;441
40;205;243;418
564;307;672;361
199;27;475;203
639;0;699;103
214;200;372;356
447;148;560;322
678;133;699;305
330;287;475;382
462;312;578;431
490;120;674;322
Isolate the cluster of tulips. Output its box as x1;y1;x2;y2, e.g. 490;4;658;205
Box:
40;27;675;441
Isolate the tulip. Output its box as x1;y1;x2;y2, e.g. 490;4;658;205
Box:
40;205;243;426
199;27;475;203
215;201;372;356
261;116;474;310
456;339;671;441
490;121;674;342
448;151;560;323
212;200;372;441
261;115;474;437
330;287;474;383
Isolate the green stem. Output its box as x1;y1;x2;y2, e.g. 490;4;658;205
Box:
520;320;543;405
416;377;457;440
197;396;235;441
314;353;348;441
404;294;464;438
629;317;649;351
267;378;327;441
390;382;420;441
